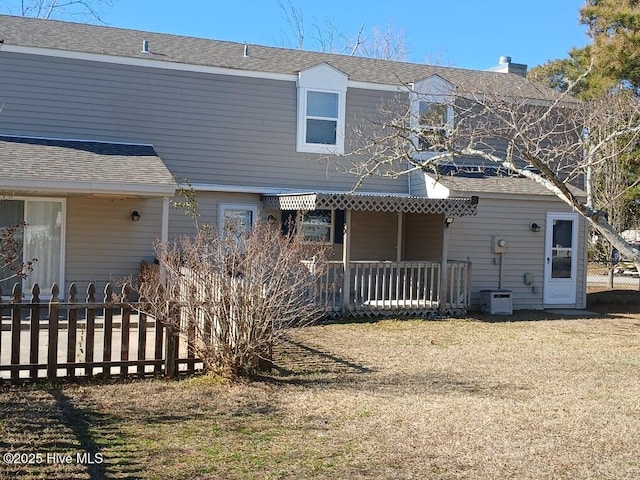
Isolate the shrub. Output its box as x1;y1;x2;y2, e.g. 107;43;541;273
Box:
136;220;329;377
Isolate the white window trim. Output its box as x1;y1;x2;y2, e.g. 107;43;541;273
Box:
1;196;66;297
297;63;348;155
409;75;455;160
217;203;259;235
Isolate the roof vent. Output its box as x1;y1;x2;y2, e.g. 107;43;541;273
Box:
141;40;149;54
243;43;249;58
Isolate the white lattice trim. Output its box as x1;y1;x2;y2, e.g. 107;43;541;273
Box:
262;192;478;216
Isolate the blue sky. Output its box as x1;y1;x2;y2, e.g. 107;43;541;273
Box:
6;0;591;70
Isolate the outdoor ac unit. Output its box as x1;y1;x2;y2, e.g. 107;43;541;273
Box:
480;289;513;315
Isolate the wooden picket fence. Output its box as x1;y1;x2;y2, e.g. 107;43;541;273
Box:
0;282;202;383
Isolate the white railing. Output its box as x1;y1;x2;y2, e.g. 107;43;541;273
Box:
351;261;440;311
303;260;344;315
446;260;471;310
311;260;471;315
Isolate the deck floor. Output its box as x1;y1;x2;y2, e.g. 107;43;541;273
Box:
0;314;198;380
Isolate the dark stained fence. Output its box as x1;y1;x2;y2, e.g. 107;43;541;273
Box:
0;282;201;383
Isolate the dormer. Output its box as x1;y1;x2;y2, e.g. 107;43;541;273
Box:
296;63;348;155
409;75;455;159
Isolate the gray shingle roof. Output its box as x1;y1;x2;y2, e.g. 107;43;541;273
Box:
0;14;556;99
434;175;555;196
0;136;176;196
431;174;585;198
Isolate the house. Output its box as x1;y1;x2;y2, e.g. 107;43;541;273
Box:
0;14;587;314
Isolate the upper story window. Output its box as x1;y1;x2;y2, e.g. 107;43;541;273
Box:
297;63;348;155
417;101;449;151
410;75;455;156
305;91;339;145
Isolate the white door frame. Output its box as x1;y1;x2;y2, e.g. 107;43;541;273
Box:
544;212;579;305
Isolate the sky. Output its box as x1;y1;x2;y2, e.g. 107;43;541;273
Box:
4;0;591;71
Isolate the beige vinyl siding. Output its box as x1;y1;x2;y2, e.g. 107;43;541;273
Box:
350;211;398;260
167;191;263;241
65;192;264;297
448;196;587;310
65;196;164;297
0;51;406;194
404;214;442;260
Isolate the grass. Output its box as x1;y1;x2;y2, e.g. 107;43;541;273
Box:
2;307;640;479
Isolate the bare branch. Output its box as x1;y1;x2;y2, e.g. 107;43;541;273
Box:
340;75;640;266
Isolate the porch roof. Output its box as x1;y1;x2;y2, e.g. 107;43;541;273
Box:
0;136;177;197
262;192;478;216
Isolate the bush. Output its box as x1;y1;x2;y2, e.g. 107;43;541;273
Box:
136;221;329;377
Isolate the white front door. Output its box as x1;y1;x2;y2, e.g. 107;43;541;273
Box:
544;212;579;305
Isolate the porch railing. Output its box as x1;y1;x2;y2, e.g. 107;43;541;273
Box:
310;260;471;316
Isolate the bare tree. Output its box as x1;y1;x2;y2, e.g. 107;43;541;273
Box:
343;73;640;267
276;0;408;60
0;0;116;22
352;22;409;61
135;220;329;378
0;222;36;288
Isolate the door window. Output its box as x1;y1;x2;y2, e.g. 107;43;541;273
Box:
551;219;573;279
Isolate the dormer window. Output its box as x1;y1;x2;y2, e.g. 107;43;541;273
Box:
305;91;339;145
297;64;348;155
410;75;455;156
417;101;450;152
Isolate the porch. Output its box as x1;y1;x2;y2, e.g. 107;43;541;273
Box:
264;192;479;317
307;259;471;316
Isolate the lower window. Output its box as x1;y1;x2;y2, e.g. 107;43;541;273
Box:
281;209;345;244
301;210;333;243
0;198;65;294
218;204;258;243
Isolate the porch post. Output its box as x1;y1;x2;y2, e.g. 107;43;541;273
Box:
342;210;352;313
161;197;170;244
396;212;404;262
439;214;449;312
160;197;170;282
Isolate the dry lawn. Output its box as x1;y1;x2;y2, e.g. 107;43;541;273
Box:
2;309;640;479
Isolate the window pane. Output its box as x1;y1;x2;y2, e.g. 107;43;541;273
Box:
307;91;338;118
419;102;447;126
418;128;448;151
223;209;253;235
302;210;331;243
552;220;573;248
306;119;337;144
551;220;574;279
24;201;62;291
0;200;24;228
0;200;25;291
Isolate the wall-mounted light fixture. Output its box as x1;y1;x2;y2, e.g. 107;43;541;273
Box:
131;210;141;222
445;216;455;228
530;222;541;233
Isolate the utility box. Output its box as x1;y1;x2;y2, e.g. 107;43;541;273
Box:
480;289;513;315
